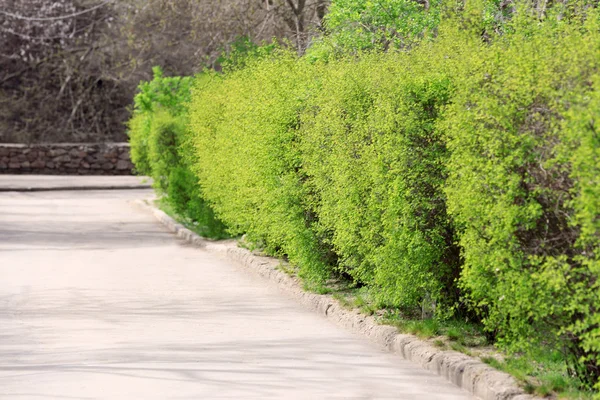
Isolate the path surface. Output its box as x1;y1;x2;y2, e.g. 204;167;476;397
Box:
0;177;475;400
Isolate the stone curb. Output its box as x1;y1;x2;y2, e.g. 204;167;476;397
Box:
0;184;151;192
135;199;538;400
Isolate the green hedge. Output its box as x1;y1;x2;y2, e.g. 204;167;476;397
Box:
128;67;191;176
295;51;460;314
188;55;332;284
443;11;600;387
131;3;600;391
128;67;228;239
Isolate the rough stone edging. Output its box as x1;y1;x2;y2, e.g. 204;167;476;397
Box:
0;142;134;175
135;199;537;400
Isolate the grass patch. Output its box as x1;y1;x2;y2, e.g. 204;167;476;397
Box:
353;294;377;315
332;293;353;310
275;262;297;276
313;285;333;295
381;313;486;344
401;319;441;339
450;343;473;357
481;350;596;399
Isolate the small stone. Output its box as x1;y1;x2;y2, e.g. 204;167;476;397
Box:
46;162;55;169
104;150;118;159
82;162;90;169
0;162;7;169
21;161;30;168
9;162;20;169
116;160;131;170
102;162;114;170
53;155;70;163
32;160;45;168
50;149;67;157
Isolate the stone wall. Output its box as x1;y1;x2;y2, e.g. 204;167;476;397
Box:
0;143;134;175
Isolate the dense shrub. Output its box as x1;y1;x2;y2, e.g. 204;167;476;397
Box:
135;1;600;391
128;67;191;175
189;50;464;307
562;81;600;390
188;54;332;284
296;52;460;315
306;0;440;60
128;67;228;239
442;9;600;387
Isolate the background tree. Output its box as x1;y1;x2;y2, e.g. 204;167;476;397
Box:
0;0;329;143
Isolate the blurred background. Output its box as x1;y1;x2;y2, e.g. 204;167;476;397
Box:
0;0;328;143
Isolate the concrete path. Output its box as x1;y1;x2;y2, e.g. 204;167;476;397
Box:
0;177;475;399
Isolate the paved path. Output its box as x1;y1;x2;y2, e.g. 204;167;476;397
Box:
0;177;475;399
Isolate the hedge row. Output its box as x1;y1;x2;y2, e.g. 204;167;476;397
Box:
130;6;600;391
128;67;228;239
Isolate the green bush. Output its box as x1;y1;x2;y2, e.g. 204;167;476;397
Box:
296;51;460;315
189;54;332;284
128;111;152;175
128;67;228;239
187;34;471;312
128;67;192;175
562;79;600;392
186;9;599;387
442;8;600;387
306;0;440;60
147;110;181;193
136;2;600;391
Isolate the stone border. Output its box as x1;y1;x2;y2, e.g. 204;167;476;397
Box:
134;199;537;400
0;143;134;175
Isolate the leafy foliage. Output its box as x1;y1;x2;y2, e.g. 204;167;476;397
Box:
296;52;459;314
128;67;191;175
134;0;600;392
442;7;600;389
307;0;440;60
128;67;228;239
189;53;332;284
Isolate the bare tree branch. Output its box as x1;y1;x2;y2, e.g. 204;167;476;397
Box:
0;1;113;22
